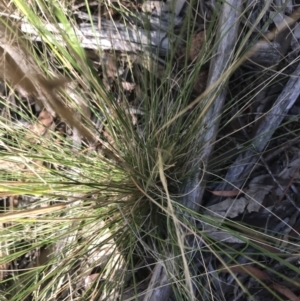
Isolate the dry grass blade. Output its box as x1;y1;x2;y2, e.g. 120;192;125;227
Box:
0;202;69;223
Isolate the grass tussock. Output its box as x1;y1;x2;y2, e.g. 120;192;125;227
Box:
0;0;299;300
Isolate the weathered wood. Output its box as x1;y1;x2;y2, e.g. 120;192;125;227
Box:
216;61;300;191
75;10;183;31
21;20;170;54
0;11;179;55
142;263;172;301
144;1;243;301
181;0;242;212
248;41;282;65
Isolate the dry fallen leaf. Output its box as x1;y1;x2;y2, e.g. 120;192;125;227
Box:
203;175;273;242
222;264;300;300
189;31;206;61
121;81;136;91
205;183;273;219
193;70;208;94
225;264;270;280
271;283;300;301
84;273;100;289
26;109;54;142
209;189;241;197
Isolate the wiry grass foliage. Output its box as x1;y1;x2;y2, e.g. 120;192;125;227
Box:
0;0;299;300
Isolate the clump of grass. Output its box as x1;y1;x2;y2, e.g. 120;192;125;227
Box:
0;0;300;300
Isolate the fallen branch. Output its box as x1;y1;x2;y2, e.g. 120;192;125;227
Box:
216;61;300;191
181;0;242;212
144;1;243;300
0;12;177;55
